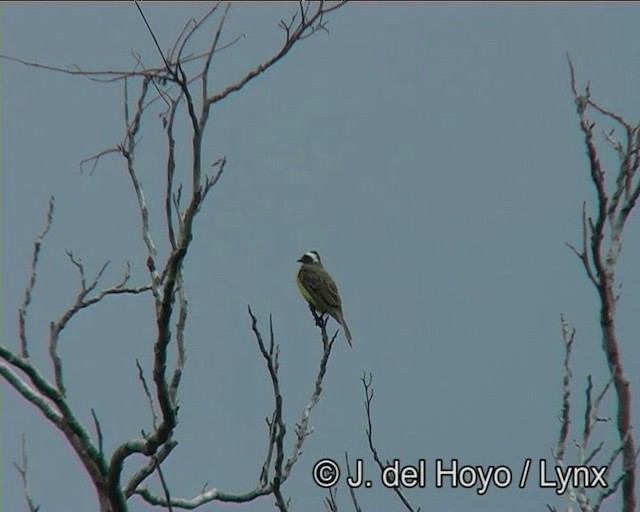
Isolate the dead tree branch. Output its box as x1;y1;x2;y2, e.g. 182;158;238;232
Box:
18;197;55;359
13;434;40;512
133;306;336;509
344;452;363;512
565;54;638;512
361;373;421;512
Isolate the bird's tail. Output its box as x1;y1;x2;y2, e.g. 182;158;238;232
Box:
335;311;353;347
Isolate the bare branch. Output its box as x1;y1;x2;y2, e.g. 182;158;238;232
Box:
200;3;231;107
0;52;206;83
18;197;55;358
169;272;188;405
138;303;337;509
554;315;575;465
110;9;235;495
137;358;159;429
13;434;40;512
323;487;338;512
175;3;224;65
155;456;174;512
565;202;598;289
594;447;640;510
91;408;105;458
344;452;363;512
248;308;287;506
164;98;181;251
0;349;108;495
584;441;605;467
204;1;348;108
259;410;278;488
121;76;163;302
205;157;228;195
566;55;638;512
133;486;272;509
123;439;177;497
49;258;151;396
587;99;631;131
361;373;420;512
283;325;336;480
0;360;63;426
582;375;594;450
80;147;121;175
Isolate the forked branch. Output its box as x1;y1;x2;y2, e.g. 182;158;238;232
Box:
565;55;638;512
361;374;421;512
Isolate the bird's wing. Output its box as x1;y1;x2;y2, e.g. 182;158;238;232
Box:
323;275;342;308
300;266;342;310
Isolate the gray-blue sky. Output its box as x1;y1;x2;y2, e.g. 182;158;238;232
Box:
2;3;639;511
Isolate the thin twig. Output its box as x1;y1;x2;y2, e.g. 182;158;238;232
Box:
49;258;151;397
323;487;338;512
361;373;420;512
91;408;104;457
155;457;174;512
345;452;363;512
555;315;575;464
13;434;40;512
137;358;159;429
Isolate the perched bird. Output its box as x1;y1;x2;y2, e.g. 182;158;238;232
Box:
296;250;352;346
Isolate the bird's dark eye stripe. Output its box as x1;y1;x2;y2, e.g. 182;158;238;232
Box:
299;251;321;264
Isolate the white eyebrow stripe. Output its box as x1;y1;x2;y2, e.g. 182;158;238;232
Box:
307;251;321;263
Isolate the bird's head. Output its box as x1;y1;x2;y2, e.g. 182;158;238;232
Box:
297;250;322;265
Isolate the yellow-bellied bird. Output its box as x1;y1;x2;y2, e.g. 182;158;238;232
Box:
296;250;352;347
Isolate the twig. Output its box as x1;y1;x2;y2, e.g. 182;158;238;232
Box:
137;358;158;429
282;327;336;480
344;452;363;512
594;447;640;510
79;147;121;175
565;202;598;289
204;1;347;108
91;408;104;457
361;373;420;512
50;258;151;396
248;308;287;508
13;434;40;512
555;314;575;464
18;197;55;358
323;487;338;512
155;454;174;512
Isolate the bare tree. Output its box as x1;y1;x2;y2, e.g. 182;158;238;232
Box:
551;57;639;512
1;3;347;511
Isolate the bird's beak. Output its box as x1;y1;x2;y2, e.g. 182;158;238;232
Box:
296;257;303;263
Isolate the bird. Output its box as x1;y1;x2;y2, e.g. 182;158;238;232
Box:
296;250;352;346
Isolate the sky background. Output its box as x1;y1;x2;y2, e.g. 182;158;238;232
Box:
2;3;640;511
